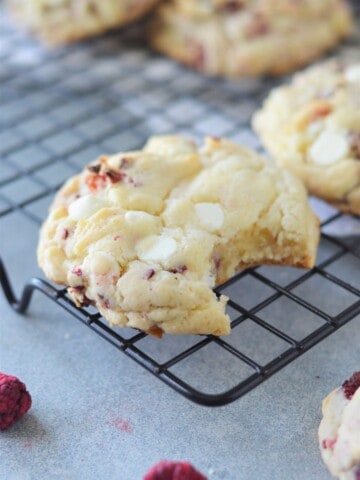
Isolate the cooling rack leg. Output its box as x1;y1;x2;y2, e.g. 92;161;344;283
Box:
0;257;59;314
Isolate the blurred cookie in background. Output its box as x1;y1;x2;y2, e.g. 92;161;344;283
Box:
149;0;354;77
5;0;160;45
253;59;360;215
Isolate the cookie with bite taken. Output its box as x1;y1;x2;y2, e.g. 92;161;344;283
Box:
37;135;319;336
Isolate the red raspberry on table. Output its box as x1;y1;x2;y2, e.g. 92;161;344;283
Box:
143;461;207;480
0;373;32;430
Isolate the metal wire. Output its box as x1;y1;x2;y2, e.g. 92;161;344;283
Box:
0;4;359;406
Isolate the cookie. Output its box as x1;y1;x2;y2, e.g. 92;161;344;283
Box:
149;0;353;77
318;372;360;480
5;0;160;45
37;136;319;336
253;60;360;215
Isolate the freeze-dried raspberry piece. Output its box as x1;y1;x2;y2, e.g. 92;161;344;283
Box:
144;460;207;480
0;373;32;430
342;371;360;400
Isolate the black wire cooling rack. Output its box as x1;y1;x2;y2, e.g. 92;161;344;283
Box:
1;5;360;406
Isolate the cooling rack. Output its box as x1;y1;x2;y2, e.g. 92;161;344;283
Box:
1;6;360;406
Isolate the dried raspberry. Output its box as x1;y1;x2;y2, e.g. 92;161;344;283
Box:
143;461;207;480
0;373;32;430
104;169;126;184
213;255;221;272
348;131;360;159
86;172;107;192
144;268;156;280
87;164;101;174
120;158;130;169
72;266;83;277
322;438;337;450
342;371;360;400
168;265;187;274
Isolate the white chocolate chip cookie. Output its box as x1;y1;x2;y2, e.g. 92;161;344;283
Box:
149;0;353;77
319;372;360;480
5;0;160;45
253;60;360;215
37;136;319;336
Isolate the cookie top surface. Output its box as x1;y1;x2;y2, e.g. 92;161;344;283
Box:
38;136;318;336
253;60;360;212
318;372;360;479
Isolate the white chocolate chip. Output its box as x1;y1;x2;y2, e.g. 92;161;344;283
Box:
345;65;360;83
137;235;178;263
309;131;349;165
125;211;157;224
68;195;107;221
89;252;120;276
195;202;224;231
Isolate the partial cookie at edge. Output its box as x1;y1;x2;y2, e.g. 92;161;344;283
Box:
319;372;360;480
253;60;360;215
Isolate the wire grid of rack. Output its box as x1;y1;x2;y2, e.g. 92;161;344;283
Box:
0;6;360;407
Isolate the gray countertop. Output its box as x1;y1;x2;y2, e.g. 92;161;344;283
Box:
1;282;359;480
1;8;360;480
